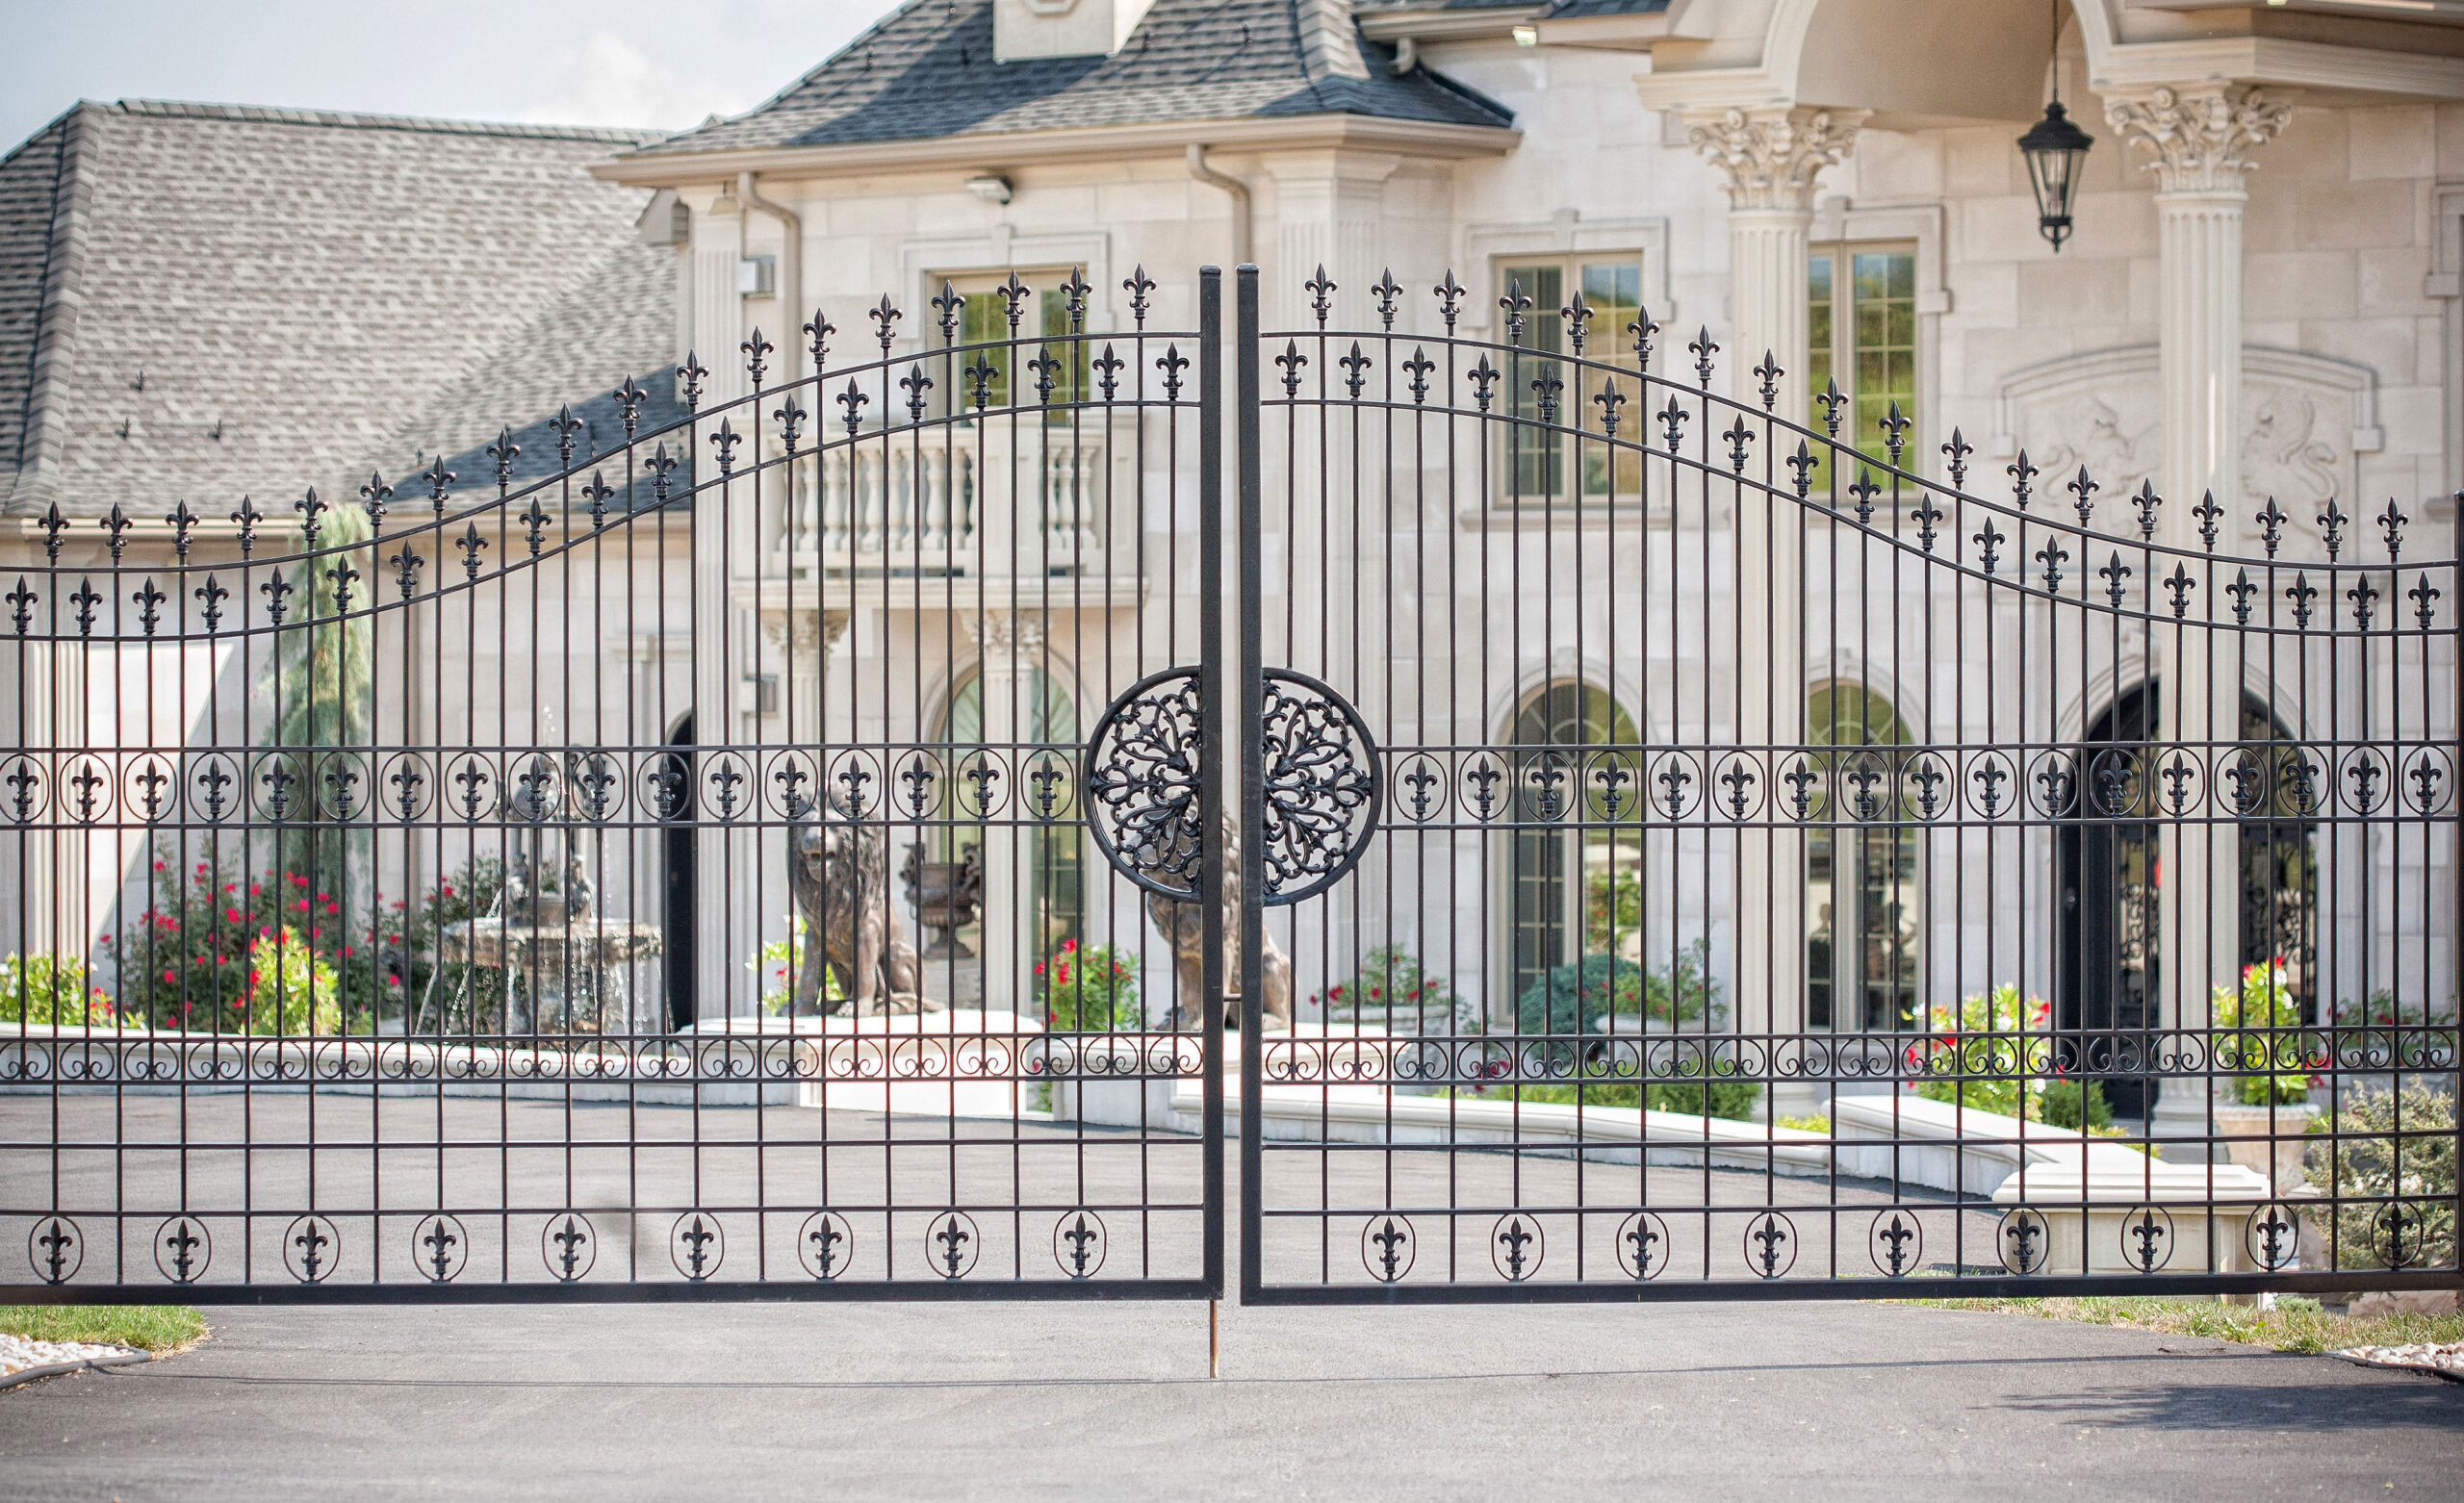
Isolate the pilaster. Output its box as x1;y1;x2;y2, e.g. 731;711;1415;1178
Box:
2101;83;2293;1144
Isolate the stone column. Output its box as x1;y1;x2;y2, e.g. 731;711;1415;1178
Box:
964;608;1046;1018
758;607;850;749
1680;107;1861;1113
2102;84;2292;1144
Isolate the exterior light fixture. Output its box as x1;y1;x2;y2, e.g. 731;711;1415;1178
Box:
1511;24;1538;46
2017;2;2092;252
965;173;1014;206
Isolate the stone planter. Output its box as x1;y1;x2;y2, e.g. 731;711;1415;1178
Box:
2210;1101;2319;1193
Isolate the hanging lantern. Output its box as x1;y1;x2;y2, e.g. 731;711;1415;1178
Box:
2018;98;2094;252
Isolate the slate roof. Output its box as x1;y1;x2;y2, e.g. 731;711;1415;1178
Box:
0;100;687;518
1536;0;1671;17
629;0;1512;160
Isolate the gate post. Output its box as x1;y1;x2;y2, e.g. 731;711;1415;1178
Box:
1234;263;1266;1301
1197;265;1227;1299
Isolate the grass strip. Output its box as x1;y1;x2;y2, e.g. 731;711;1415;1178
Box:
0;1305;207;1354
1897;1294;2464;1355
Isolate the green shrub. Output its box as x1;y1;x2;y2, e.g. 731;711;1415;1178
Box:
1038;940;1142;1032
241;928;342;1035
1516;940;1720;1036
2038;1079;2114;1133
2306;1083;2456;1271
1460;1075;1761;1121
2212;959;2313;1105
0;953;121;1027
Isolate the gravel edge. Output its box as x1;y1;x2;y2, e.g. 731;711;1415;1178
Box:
0;1349;154;1392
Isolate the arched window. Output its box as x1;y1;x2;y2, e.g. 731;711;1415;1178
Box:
1805;682;1919;1031
1507;680;1640;1007
942;668;1083;962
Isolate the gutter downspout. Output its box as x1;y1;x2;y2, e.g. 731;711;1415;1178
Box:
1185;144;1251;267
737;170;802;384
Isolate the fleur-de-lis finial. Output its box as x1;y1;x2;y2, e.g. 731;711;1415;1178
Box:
1689;326;1717;389
488;427;520;496
2192;489;2222;550
1373;268;1402;330
1124;265;1156;329
2130;479;2161;540
805;309;834;369
230;495;263;556
1752;351;1781;412
871;293;903;353
677;349;707;409
359;471;392;532
614;374;646;438
1941;428;1974;491
2256;497;2286;557
295;487;327;548
1815;378;1847;438
2007;449;2038;510
102;504;133;562
1307;264;1336;326
551;404;584;469
1563;290;1593;353
1592;376;1624;436
1435;269;1464;330
2066;466;2096;527
742;329;773;390
932;280;964;344
166;498;199;558
1500;278;1529;345
2379;498;2408;562
2318;497;2347;562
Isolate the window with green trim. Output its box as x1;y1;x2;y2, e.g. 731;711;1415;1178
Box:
938;271;1090;420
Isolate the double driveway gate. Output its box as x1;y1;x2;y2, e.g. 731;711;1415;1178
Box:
4;267;2458;1306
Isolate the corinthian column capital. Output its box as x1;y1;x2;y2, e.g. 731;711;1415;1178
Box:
1680;106;1869;214
2102;84;2296;196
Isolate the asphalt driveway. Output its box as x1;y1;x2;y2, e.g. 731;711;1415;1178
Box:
2;1295;2457;1501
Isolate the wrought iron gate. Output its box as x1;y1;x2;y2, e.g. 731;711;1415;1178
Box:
2;269;1226;1301
5;261;2459;1308
1227;265;2463;1303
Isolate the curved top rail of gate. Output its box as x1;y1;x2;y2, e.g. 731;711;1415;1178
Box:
1255;265;2458;636
3;266;1201;647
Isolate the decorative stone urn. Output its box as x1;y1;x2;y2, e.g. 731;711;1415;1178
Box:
901;842;984;959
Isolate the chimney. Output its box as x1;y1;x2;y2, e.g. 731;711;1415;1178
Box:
992;0;1159;63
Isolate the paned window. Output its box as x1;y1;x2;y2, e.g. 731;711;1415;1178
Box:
1495;259;1644;504
937;271;1090;420
1507;680;1641;1013
1806;244;1917;486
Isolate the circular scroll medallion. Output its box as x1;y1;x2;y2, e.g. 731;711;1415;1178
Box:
1257;669;1379;906
1085;667;1208;900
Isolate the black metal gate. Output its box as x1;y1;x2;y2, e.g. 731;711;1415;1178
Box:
3;269;1226;1301
5;262;2459;1308
1227;265;2463;1303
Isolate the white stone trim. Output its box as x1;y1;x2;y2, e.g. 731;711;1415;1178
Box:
1459;214;1673;334
2434;183;2464;499
899;231;1116;341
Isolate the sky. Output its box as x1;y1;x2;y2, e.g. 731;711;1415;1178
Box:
0;0;897;149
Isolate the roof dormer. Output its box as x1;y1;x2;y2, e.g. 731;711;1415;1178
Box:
992;0;1161;62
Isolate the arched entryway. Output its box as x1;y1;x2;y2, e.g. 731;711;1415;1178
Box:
1804;681;1920;1032
2056;684;2316;1118
1505;679;1640;1007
